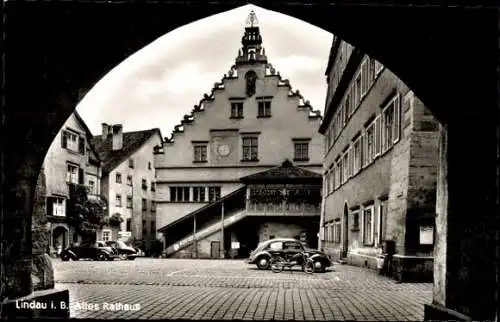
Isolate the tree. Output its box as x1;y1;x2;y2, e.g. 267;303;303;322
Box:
67;183;107;243
108;213;124;228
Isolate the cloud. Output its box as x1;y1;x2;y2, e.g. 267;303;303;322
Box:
76;4;333;140
272;55;324;75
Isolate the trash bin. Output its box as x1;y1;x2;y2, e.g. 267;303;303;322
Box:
382;240;396;256
376;255;385;269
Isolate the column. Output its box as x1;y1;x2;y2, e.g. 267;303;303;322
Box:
31;167;55;291
220;201;225;259
192;215;197;258
205;187;209;202
189;187;194;202
246;187;250;211
1;157;37;301
425;119;497;321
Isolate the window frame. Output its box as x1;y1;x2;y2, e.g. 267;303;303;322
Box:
241;136;259;162
208;186;221;202
257;100;272;118
169;186;190;202
193;144;208;163
126;195;133;209
192;186;206;202
66;163;80;184
115;172;122;184
362;205;375;246
115;194;122;207
230;101;244;118
101;229;112;242
333;220;341;243
293;140;310;161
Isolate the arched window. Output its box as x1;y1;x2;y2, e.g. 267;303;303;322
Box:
245;70;257;97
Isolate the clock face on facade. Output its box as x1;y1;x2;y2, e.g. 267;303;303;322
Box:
217;144;231;157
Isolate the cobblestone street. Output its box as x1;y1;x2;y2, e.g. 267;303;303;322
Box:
53;258;432;320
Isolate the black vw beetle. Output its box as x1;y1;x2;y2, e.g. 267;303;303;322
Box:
60;241;118;261
245;238;332;273
103;240;138;260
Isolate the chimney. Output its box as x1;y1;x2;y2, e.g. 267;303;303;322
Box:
101;123;109;140
112;124;123;150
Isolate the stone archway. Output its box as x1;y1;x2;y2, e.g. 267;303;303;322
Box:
2;2;498;321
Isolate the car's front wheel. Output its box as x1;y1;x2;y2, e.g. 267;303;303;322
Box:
96;252;108;261
256;256;270;270
313;260;326;273
60;253;70;261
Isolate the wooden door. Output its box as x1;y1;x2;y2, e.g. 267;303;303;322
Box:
210;241;220;258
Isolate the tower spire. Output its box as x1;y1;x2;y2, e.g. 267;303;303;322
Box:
235;9;268;65
245;9;259;28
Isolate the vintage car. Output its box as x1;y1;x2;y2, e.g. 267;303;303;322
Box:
103;240;138;260
245;238;332;273
60;242;118;261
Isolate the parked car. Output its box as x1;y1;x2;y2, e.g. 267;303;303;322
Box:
60;242;118;261
103;240;138;260
245;238;332;273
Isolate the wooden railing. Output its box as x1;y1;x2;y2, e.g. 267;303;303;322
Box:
246;202;320;214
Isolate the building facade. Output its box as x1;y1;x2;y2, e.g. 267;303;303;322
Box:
41;112;108;253
318;36;440;282
155;11;325;259
91;124;163;253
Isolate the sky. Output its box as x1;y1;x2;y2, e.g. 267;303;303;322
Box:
76;4;333;140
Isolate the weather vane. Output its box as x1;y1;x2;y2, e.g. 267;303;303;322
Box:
246;9;258;27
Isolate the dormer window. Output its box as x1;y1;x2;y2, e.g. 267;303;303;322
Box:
61;129;85;154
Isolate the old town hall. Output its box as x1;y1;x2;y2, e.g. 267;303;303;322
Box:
154;11;325;258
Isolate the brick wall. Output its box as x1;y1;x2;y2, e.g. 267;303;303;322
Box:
405;95;439;255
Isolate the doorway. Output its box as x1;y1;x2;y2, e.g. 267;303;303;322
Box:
342;203;349;258
210;241;220;259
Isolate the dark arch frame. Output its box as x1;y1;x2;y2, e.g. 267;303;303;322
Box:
2;2;498;321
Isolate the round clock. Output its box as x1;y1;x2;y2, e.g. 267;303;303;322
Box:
217;144;230;157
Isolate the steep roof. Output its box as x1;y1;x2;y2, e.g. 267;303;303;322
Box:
240;159;322;183
73;111;101;162
91;128;161;173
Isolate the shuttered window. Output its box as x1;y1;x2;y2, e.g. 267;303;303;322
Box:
393;95;401;143
375;116;382;156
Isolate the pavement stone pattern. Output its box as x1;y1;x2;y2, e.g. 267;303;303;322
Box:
53;258;432;320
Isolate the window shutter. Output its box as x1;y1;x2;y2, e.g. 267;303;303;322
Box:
348;147;353;178
46;198;53;216
61;131;67;149
375;116;381;156
78;168;84;185
381;112;386;153
331;165;335;191
360;59;367;97
362;132;367;168
393;95;401;143
358;133;365;170
78;137;85;154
